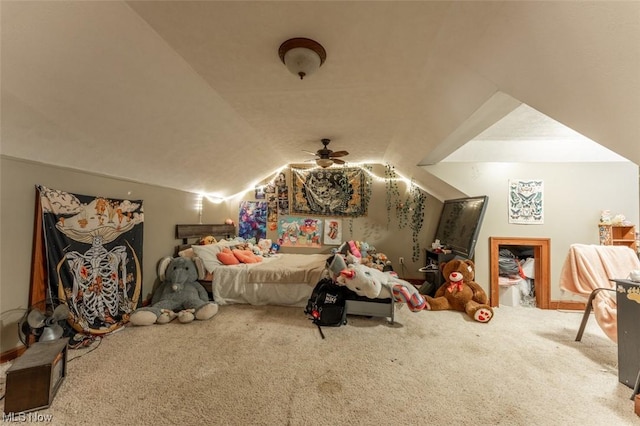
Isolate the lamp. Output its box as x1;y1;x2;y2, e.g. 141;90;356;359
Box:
278;38;326;80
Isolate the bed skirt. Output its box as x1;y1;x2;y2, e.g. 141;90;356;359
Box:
212;281;314;307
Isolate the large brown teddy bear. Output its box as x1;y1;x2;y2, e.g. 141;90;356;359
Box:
425;259;493;323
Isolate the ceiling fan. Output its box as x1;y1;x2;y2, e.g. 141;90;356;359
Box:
305;138;349;168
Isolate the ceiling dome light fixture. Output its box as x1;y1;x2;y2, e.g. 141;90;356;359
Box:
278;37;326;80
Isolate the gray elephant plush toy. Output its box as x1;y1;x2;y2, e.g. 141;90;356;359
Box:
129;256;218;325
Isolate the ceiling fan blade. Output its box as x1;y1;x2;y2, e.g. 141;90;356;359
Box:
330;150;349;158
27;309;46;329
332;158;346;164
302;150;317;156
40;324;64;342
51;304;70;322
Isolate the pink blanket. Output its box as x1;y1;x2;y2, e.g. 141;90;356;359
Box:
559;244;640;342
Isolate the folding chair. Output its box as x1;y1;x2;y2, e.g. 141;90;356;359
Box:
574;286;616;342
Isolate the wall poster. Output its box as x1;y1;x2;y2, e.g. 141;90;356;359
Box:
277;216;323;248
265;183;278;231
508;179;544;224
275;171;289;216
238;201;268;241
323;219;342;245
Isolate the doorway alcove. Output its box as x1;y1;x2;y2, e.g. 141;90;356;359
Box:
489;237;551;309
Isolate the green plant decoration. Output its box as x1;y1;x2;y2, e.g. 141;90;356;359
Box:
362;164;373;213
384;165;428;262
384;164;400;227
409;180;426;262
396;199;410;229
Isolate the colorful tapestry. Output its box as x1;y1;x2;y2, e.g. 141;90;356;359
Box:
278;216;323;248
238;201;267;241
291;167;367;216
508;179;544;224
37;185;143;336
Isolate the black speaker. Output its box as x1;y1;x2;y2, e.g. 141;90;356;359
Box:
4;339;68;414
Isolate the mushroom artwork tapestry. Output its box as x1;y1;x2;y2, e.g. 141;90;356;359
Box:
37;185;144;336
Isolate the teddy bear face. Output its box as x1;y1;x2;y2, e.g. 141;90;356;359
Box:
199;235;217;245
441;259;475;283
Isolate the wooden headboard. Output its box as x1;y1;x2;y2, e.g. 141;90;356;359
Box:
175;223;236;252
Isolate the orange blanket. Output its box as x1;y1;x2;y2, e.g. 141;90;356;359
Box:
559;244;640;342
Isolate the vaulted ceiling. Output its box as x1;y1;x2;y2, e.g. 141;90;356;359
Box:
2;1;638;200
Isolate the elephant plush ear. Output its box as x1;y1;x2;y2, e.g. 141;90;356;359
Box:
192;256;206;280
157;256;173;282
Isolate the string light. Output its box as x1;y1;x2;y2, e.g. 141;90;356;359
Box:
198;163;426;204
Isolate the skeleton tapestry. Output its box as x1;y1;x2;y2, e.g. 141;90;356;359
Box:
37;185;143;335
291;167;367;216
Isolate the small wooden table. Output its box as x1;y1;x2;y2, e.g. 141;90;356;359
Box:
4;339;68;414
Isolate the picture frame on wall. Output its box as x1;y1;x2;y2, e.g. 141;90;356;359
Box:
508;179;544;224
277;216;323;248
323;218;342;245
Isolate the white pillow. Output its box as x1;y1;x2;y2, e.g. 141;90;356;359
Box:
191;244;223;273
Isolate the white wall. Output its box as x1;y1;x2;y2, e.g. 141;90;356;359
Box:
423;161;639;301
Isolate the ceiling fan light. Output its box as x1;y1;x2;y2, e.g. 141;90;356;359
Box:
316;158;333;168
279;38;326;80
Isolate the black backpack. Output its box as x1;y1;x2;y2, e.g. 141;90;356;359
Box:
304;278;347;338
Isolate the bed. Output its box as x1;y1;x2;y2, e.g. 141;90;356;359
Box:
174;224;328;307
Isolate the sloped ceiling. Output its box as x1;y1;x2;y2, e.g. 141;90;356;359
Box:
2;1;638;200
438;103;630;163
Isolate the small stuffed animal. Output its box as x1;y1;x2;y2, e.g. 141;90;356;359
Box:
129;257;219;326
333;240;362;262
199;235;217;245
425;259;493;323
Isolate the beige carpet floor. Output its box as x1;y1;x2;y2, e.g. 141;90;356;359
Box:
1;304;637;425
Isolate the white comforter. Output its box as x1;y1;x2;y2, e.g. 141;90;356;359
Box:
211;253;329;306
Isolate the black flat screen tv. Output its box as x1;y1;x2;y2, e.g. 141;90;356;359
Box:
433;195;488;259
